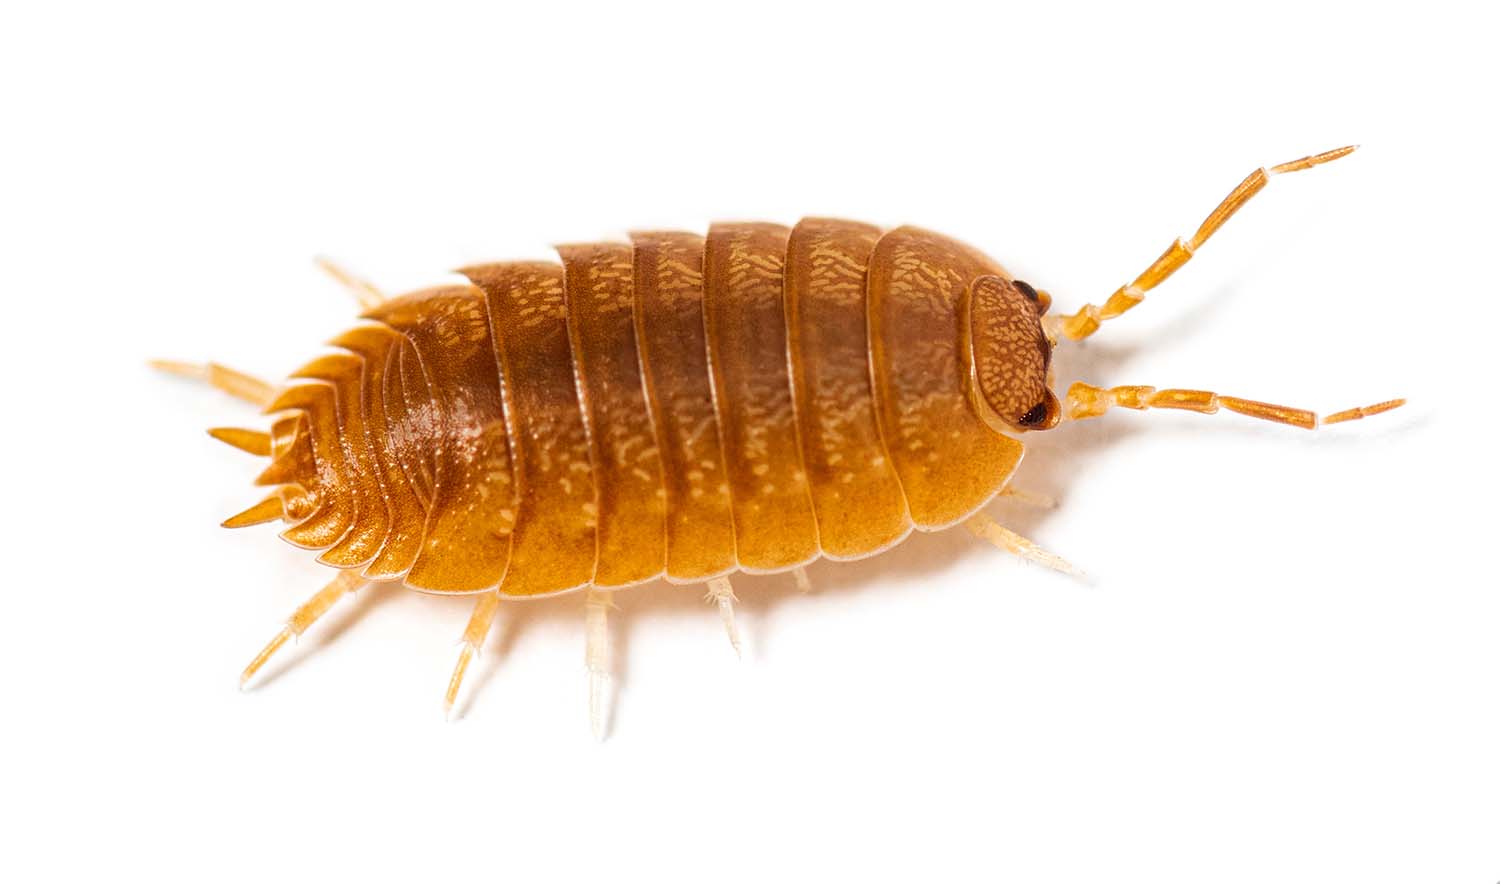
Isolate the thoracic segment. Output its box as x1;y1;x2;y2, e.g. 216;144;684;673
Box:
249;219;1024;596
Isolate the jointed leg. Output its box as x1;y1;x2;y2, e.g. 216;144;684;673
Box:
1052;145;1358;341
584;589;613;740
151;360;278;408
315;256;387;310
240;569;367;688
792;566;813;593
1066;382;1404;429
444;590;500;720
965;511;1084;577
998;486;1057;509
704;576;743;658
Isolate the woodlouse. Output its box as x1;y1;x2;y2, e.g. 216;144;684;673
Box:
157;145;1402;733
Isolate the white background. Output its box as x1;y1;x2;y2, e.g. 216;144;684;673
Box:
3;2;1495;882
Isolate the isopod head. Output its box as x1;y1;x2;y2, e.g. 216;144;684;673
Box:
964;274;1062;433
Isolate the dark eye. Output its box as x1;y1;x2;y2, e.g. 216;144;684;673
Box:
1018;401;1050;427
1013;280;1040;302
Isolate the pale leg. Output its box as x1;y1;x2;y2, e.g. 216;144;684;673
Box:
792;566;813;593
585;589;613;740
704;576;743;658
998;486;1057;509
965;512;1084;577
240;569;367;688
444;590;500;720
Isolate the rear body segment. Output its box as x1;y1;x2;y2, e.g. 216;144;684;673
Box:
365;287;515;591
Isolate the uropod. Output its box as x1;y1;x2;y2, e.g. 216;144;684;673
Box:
157;145;1401;735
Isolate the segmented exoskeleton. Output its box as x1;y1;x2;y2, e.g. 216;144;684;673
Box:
160;146;1401;733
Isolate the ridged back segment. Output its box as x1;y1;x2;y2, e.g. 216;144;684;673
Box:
331;325;428;580
557;243;668;588
255;413;314;491
784;218;912;558
250;411;316;521
269;383;353;550
629;231;738;582
392;341;436;508
702;222;820;571
290;353;390;567
866;226;1024;528
462;262;598;597
365;286;516;592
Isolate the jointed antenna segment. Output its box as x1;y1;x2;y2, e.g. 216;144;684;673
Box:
1323;399;1405;425
1052;146;1358;341
1066;382;1404;429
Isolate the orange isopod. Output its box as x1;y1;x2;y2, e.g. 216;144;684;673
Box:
157;145;1402;734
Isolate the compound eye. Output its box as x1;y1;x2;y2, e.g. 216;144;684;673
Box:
1017;400;1051;428
1012;279;1051;315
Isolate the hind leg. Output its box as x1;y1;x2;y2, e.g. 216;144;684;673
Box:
240;569;367;688
443;590;500;720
